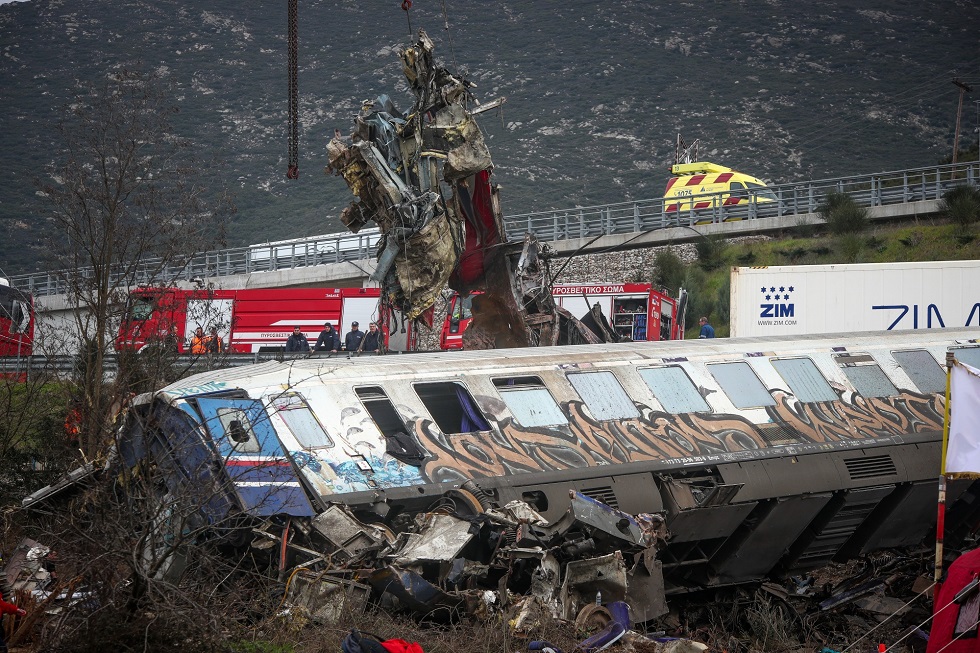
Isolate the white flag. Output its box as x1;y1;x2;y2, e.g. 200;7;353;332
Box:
946;361;980;475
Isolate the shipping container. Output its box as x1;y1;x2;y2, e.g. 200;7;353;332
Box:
730;260;980;337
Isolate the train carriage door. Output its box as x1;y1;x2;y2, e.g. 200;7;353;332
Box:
194;397;315;517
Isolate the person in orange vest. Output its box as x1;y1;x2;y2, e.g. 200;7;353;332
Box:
189;326;208;354
64;406;82;448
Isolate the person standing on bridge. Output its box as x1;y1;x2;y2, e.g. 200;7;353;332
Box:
206;327;224;353
190;326;208;354
314;321;340;353
285;326;310;352
343;321;364;352
358;321;383;354
698;317;715;339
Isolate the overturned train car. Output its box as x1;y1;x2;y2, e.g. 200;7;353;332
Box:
117;329;980;609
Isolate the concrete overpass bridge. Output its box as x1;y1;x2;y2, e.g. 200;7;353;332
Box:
10;160;977;353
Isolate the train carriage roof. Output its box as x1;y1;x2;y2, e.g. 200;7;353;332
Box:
150;328;979;399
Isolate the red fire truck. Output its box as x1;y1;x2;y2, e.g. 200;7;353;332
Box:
0;278;33;357
440;283;683;350
116;286;413;353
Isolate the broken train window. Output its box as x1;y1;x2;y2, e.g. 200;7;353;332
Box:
355;386;426;466
708;361;776;409
770;357;838;403
215;407;261;453
414;381;491;435
270;392;334;449
566;370;640;420
638;366;710;413
492;376;567;427
833;353;898;398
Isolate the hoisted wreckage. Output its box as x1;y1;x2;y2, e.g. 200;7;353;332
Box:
325;30;619;349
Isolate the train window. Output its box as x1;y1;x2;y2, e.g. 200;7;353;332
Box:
638;366;710;413
567;371;640;420
708;362;776;409
355;387;425;466
271;393;333;449
892;350;946;393
493;377;567;427
770;358;838;403
833;353;897;398
215;407;261;453
951;347;980;370
414;382;491;434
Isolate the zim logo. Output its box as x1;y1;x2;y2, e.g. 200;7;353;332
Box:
760;303;795;318
758;284;796;318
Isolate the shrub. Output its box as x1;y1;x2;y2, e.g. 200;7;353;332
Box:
716;275;731;328
653;248;686;293
941;185;980;232
695;235;729;271
819;191;868;235
683;265;714;331
836;233;865;263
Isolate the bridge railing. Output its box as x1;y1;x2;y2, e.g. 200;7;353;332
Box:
503;161;978;241
9;162;978;297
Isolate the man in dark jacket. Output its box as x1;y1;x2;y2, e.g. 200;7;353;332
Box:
359;322;383;353
344;321;364;352
285;326;310;352
314;322;341;352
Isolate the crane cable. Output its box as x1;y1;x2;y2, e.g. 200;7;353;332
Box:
402;0;413;39
286;0;299;179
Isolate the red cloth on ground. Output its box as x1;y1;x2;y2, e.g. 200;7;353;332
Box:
380;639;424;653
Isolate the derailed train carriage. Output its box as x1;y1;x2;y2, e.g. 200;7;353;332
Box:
116;328;980;619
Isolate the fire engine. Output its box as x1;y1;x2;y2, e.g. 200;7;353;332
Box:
0;277;33;357
440;283;684;350
116;286;413;353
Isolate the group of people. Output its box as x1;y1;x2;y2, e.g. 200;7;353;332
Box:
286;321;384;354
188;326;225;354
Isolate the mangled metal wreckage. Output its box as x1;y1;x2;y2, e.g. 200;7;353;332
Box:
104;328;980;625
325;29;613;349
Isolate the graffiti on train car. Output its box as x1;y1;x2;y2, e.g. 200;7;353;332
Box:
404;391;944;484
766;390;944;443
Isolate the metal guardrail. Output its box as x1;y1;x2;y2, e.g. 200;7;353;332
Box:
9;161;979;297
0;351;408;377
503;160;978;242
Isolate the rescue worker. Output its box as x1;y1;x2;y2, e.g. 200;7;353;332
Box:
163;325;181;353
359;321;383;354
206;327;224;353
189;326;208;354
343;321;364;352
0;594;26;653
314;321;341;352
285;326;310;352
698;317;715;339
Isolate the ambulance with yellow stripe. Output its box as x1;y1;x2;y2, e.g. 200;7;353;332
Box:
664;161;778;214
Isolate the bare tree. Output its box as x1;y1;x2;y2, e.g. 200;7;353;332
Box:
37;68;232;459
